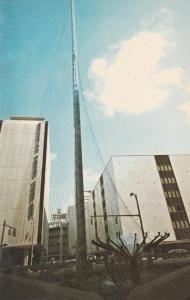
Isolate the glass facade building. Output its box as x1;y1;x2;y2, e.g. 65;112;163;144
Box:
91;155;190;246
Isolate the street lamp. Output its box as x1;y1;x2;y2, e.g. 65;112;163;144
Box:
130;193;145;240
30;217;34;265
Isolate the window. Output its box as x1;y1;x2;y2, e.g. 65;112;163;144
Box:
172;191;176;197
27;202;34;220
168;177;172;183
31;156;38;179
164;191;168;198
34;124;41;154
181;220;185;229
176;221;181;229
164;177;168;183
172;206;176;212
157;165;161;171
172;221;177;229
35;123;41;142
176;205;182;212
34;143;39;154
115;217;118;224
185;221;189;228
171;178;176;183
29;182;36;203
168;191;172;198
176;191;180;197
102;199;106;208
101;188;105;198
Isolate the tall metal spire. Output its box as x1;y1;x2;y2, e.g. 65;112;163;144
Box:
71;0;87;289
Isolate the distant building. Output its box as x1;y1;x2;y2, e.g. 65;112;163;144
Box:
91;155;190;247
67;192;96;257
48;221;69;261
67;205;77;257
0;117;50;266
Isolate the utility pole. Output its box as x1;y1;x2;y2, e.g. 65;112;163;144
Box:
30;217;34;266
59;221;63;262
71;0;87;289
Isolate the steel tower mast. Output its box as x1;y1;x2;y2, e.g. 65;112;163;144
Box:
71;0;87;289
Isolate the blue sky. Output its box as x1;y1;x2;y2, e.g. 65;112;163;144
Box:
0;0;190;215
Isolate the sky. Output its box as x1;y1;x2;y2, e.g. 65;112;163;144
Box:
0;0;190;215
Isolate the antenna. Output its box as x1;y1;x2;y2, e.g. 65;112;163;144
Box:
71;0;87;289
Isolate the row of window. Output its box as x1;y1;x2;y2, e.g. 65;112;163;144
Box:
49;237;68;244
34;123;41;154
164;190;180;198
27;202;34;220
35;124;41;142
27;124;41;220
29;181;36;203
157;164;172;171
28;181;36;220
100;175;104;186
172;220;189;230
31;156;38;179
160;177;176;184
168;205;184;213
49;229;68;236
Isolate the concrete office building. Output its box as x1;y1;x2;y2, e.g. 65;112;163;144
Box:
91;155;190;247
0;117;50;266
48;221;69;261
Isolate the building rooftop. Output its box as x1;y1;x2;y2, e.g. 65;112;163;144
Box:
10;117;45;121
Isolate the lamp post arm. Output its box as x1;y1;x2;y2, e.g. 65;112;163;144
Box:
130;193;146;240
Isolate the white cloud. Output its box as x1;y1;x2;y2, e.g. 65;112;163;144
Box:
87;31;183;115
185;84;190;94
141;7;175;35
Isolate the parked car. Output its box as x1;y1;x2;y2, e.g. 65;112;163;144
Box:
167;248;189;258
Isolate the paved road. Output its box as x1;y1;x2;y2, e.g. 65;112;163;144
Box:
0;274;103;300
128;265;190;300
